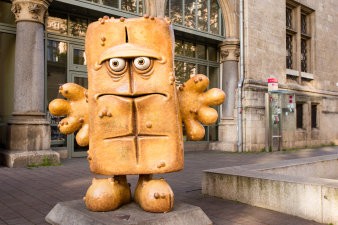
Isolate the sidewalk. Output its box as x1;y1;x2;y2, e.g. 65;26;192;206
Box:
1;146;337;225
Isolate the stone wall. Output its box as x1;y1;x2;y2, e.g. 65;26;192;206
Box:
240;0;338;151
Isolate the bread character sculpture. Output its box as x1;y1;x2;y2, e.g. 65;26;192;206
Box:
49;16;225;213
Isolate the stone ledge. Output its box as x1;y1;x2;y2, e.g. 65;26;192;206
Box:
46;200;212;225
0;149;60;167
202;153;338;224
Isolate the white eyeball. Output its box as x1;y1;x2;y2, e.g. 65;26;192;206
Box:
133;57;151;70
109;58;126;72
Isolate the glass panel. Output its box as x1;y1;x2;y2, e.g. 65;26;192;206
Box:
174;61;195;85
210;0;220;34
197;64;207;75
301;14;307;34
73;49;86;65
47;12;68;35
74;76;88;88
209;66;219;88
301;39;307;72
185;0;196;28
174;60;185;85
171;0;183;25
197;0;208;31
47;40;68;148
47;40;68;64
209;125;218;141
69;16;88;37
208;46;217;61
102;0;119;8
286;34;293;69
286;8;292;29
0;2;15;25
175;39;184;55
185;63;196;79
0;33;15;138
184;41;196;58
196;44;206;59
73;76;88;153
138;0;143;15
122;0;137;13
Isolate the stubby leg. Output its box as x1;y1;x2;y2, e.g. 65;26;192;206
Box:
134;174;174;213
84;175;131;211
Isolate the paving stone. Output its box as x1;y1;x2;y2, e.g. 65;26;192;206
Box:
1;146;337;225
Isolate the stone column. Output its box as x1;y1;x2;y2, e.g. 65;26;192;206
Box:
219;39;240;119
0;0;59;167
209;39;240;152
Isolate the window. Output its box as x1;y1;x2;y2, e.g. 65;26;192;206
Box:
296;103;303;129
174;38;220;141
174;39;219;86
85;0;144;15
165;0;223;36
286;1;314;82
311;104;318;129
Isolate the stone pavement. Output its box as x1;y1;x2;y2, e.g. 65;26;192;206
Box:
1;146;337;225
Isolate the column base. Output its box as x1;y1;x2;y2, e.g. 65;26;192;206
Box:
2;112;60;167
7;112;51;151
0;149;60;168
209;118;238;152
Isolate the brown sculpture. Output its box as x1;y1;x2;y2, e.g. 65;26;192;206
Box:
49;16;225;213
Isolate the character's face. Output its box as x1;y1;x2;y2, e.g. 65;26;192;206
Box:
85;17;183;175
85;17;175;97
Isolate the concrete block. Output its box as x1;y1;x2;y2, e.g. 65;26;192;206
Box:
0;149;60;167
203;154;338;224
46;200;212;225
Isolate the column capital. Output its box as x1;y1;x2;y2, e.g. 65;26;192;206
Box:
11;0;53;24
219;39;240;62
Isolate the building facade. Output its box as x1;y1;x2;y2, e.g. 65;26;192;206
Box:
0;0;337;166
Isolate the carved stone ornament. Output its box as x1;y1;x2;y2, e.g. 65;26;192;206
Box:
219;39;240;62
11;0;53;24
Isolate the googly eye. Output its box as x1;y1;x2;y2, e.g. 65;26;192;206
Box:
109;58;126;72
134;57;151;70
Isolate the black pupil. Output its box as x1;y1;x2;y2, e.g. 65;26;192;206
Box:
113;61;119;67
138;59;144;65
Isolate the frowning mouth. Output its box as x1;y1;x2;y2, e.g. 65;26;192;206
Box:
95;92;168;100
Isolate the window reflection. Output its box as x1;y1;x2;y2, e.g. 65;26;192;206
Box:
69;16;88;37
170;0;183;25
47;12;68;35
102;0;119;8
210;0;220;34
175;40;184;55
167;0;222;36
47;40;68;148
47;40;67;64
184;42;196;58
122;0;137;13
73;49;86;65
0;2;15;25
185;0;196;28
196;44;206;59
174;61;196;85
197;1;208;31
208;46;217;61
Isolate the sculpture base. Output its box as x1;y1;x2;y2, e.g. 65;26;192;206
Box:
45;200;212;225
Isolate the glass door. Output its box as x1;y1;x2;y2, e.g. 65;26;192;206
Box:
68;44;88;157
